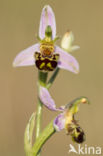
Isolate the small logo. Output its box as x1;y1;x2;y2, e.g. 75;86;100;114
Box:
68;144;102;155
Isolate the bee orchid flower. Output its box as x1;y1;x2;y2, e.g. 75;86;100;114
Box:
39;86;89;143
13;5;79;73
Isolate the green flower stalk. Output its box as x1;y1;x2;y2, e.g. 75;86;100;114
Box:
35;71;48;156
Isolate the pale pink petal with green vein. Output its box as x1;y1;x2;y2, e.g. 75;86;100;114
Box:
13;43;40;67
53;113;65;131
39;86;64;111
39;5;56;39
55;46;79;74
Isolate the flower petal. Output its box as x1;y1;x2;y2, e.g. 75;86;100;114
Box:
55;46;79;74
13;43;40;67
53;113;65;131
39;5;56;40
39;86;56;110
39;86;63;111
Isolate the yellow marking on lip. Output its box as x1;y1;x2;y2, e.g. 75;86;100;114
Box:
40;62;45;69
47;62;53;69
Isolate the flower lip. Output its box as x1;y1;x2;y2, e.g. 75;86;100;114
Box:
71;124;86;143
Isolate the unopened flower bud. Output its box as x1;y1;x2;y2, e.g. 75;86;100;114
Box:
61;31;80;52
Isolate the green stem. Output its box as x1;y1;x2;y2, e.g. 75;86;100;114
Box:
35;69;60;155
35;69;59;155
32;120;56;156
35;71;48;156
38;71;48;87
46;68;60;89
35;99;43;139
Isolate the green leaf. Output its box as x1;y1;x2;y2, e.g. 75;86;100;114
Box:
24;112;36;156
32;120;55;156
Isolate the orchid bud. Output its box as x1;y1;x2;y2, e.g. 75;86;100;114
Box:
61;31;80;52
